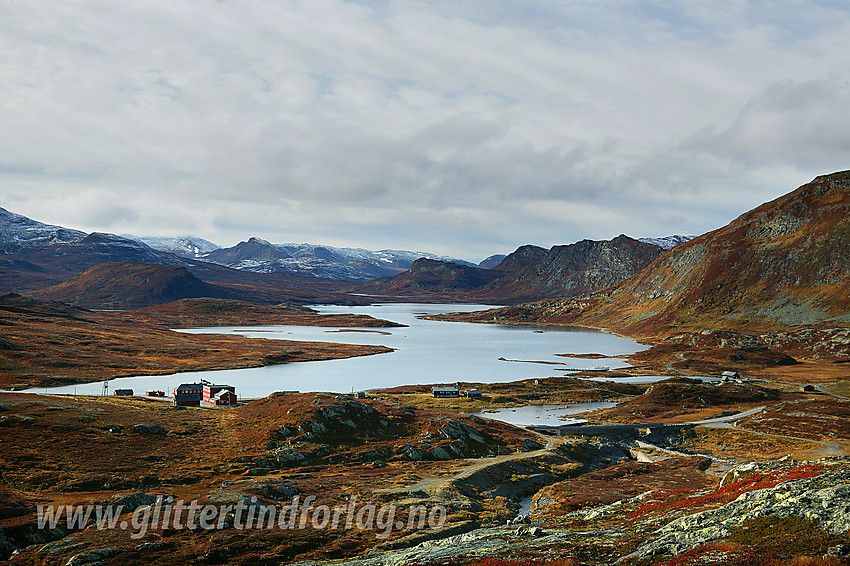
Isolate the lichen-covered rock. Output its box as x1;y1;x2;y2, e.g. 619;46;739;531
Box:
625;462;850;560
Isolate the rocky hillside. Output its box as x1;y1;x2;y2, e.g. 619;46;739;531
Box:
492;244;549;273
479;234;663;303
30;261;235;309
357;236;663;303
471;171;850;335
233;393;539;472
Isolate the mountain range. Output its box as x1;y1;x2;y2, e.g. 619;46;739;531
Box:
0;205;693;308
356;235;665;303
195;237;476;280
0;208;477;283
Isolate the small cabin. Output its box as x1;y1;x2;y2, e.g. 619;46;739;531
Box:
146;390;165;397
801;384;817;392
208;389;238;406
432;386;460;398
464;389;483;399
720;371;741;382
113;389;133;396
203;383;237;407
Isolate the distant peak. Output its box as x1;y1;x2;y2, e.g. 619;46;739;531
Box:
246;236;273;244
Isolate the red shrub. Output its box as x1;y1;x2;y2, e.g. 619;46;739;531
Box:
630;464;825;520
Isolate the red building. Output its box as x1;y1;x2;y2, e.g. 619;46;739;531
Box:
202;383;238;407
173;383;204;406
173;381;237;407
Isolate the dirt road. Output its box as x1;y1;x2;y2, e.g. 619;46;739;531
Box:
377;433;562;498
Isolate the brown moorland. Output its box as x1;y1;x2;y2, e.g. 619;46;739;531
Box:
587;378;784;423
0;294;394;389
0;391;552;564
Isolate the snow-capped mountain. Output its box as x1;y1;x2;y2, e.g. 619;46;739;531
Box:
125;235;220;259
199;238;475;281
0;207;87;253
638;235;695;250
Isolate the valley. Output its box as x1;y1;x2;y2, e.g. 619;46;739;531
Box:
1;172;850;565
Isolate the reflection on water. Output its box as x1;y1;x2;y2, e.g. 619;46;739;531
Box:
467;402;617;427
23;303;650;398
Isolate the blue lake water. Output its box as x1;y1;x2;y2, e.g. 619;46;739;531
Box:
25;303;652;398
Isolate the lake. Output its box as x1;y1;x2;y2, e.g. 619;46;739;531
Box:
25;303;650;398
468;402;618;427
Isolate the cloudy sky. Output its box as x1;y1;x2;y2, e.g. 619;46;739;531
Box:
3;1;850;260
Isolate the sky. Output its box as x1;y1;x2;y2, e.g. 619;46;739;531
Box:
3;1;850;261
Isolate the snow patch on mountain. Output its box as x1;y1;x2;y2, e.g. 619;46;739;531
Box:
199;240;475;281
638;235;695;250
126;235;221;259
0;207;87;253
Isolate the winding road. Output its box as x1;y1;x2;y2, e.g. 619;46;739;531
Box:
377;432;563;499
378;396;845;502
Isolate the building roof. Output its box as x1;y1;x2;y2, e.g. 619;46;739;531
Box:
431;386;459;392
175;383;205;392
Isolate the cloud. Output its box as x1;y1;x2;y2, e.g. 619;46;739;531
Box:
687;77;850;171
2;0;850;258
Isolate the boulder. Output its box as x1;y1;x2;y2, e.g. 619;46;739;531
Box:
431;446;454;461
135;542;167;552
132;424;165;435
110;493;158;513
66;548;116;566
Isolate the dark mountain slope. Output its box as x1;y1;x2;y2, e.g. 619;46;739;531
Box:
477;235;662;302
478;254;508;269
356;258;504;299
202;237;289;265
356;236;662;303
31;262;235;309
493;245;549;272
